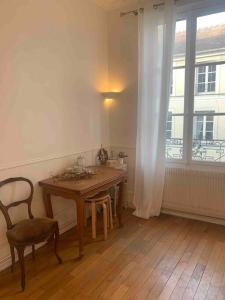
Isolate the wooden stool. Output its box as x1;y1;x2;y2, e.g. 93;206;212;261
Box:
85;191;113;240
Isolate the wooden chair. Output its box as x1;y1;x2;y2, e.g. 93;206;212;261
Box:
0;177;62;291
85;191;113;240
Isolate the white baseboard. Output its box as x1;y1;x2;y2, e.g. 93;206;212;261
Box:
125;190;135;208
0;220;75;272
162;208;225;226
0;242;46;272
0;255;16;273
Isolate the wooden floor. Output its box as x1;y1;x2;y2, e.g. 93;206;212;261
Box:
1;210;225;300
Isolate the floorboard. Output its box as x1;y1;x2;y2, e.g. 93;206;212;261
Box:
0;210;225;299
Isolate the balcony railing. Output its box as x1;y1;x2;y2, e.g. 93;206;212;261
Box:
166;138;225;162
166;138;183;160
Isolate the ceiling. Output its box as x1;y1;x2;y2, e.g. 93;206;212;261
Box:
91;0;139;11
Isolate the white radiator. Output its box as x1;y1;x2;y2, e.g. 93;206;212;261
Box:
163;168;225;219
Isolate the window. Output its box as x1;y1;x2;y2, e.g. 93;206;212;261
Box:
166;112;173;138
166;8;225;163
193;112;214;140
196;64;217;93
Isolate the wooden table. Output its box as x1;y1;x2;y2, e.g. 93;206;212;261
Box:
39;166;127;258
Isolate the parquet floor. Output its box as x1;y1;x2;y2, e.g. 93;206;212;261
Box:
1;210;225;299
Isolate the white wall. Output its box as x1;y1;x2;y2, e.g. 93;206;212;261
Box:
0;0;109;270
108;9;138;148
107;8;138;206
0;0;109;168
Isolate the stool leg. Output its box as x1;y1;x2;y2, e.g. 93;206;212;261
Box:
106;200;110;229
114;185;119;217
102;203;108;241
108;198;113;230
91;202;96;239
85;204;88;227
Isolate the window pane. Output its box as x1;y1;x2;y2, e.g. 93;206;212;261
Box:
168;20;186;114
209;65;216;72
208;72;215;82
208;82;215;92
205;131;213;140
195;12;225;65
194;11;225;115
194;12;225;118
193;115;204;140
206;122;213;131
206;115;213;122
197;83;205;93
194;64;225;110
166;116;184;160
198;74;205;83
192;115;225;162
198;66;206;73
173;20;186;68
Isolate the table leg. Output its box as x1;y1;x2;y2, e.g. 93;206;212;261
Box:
43;190;53;218
118;181;124;228
76;198;85;258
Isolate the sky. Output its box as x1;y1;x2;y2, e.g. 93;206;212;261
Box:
176;11;225;32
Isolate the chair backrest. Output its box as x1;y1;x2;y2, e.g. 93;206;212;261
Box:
0;177;34;229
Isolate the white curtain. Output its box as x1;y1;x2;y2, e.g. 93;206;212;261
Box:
133;0;176;219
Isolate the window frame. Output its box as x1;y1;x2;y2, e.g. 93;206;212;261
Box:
170;70;174;96
166;3;225;168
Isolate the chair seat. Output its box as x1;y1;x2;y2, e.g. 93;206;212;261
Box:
86;191;110;203
7;218;57;244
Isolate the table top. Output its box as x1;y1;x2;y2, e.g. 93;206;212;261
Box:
39;166;127;195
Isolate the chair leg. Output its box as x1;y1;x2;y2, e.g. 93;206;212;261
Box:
108;198;113;230
91;202;96;239
85;207;87;227
16;247;25;291
54;225;62;264
10;245;15;273
32;245;35;260
102;203;108;241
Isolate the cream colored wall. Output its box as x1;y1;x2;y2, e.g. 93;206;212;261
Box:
107;8;138;206
0;0;109;168
108;9;138;148
0;0;109;270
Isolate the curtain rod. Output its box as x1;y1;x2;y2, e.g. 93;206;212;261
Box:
153;0;179;9
120;0;178;17
120;8;144;17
